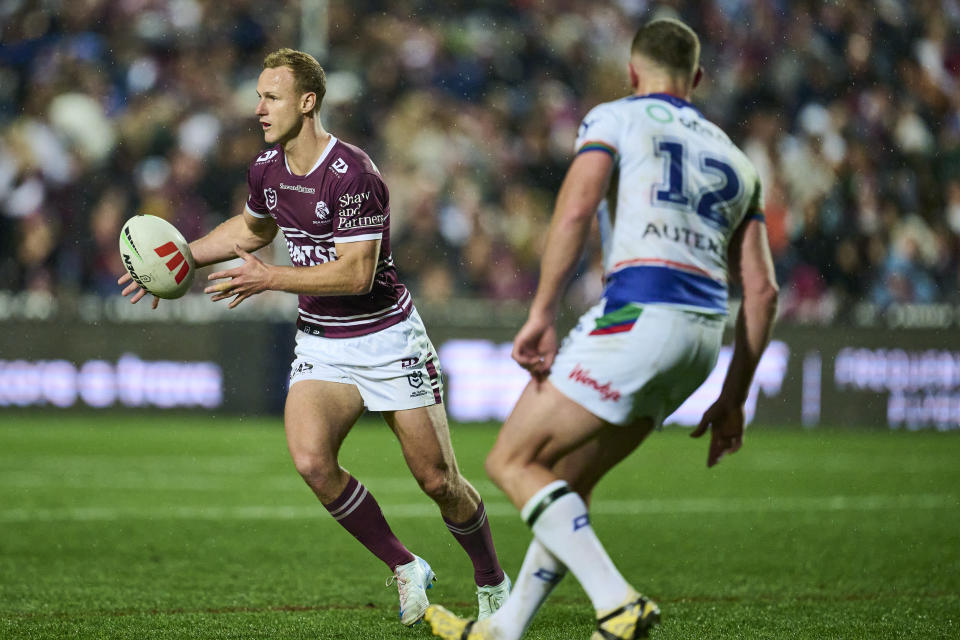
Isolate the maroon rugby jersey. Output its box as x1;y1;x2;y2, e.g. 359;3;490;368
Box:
245;136;412;338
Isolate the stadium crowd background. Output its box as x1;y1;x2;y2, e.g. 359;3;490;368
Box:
1;0;958;323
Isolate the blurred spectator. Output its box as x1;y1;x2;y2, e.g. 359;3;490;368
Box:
1;0;960;323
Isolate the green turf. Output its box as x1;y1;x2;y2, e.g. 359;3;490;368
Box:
0;414;958;639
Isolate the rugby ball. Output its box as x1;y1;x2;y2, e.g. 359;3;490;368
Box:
119;215;196;299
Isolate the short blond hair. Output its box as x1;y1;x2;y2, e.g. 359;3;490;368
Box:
631;18;701;82
263;48;326;113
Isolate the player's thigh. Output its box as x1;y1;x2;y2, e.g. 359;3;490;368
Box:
284;379;366;465
489;379;608;473
553;416;655;501
382;402;460;479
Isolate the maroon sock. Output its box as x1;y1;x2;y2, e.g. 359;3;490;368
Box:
444;501;505;586
323;475;414;570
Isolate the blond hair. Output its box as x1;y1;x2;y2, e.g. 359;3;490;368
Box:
263;48;326;113
631;18;701;82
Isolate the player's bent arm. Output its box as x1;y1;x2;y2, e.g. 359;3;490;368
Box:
267;238;380;296
529;151;614;321
189;211;278;268
720;219;779;405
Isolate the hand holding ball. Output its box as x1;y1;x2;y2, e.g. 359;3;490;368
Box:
118;215;196;299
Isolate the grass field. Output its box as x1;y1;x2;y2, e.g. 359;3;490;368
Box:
0;414;958;639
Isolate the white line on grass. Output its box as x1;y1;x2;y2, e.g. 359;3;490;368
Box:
0;494;955;523
0;472;425;492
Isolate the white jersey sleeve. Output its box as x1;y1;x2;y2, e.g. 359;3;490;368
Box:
574;103;623;157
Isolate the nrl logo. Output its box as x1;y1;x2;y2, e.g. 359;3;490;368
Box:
407;372;424;389
264;187;277;210
315;201;330;220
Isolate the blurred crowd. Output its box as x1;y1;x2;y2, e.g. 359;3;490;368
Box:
2;0;960;322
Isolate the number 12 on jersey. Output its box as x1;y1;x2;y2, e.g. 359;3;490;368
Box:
653;138;742;229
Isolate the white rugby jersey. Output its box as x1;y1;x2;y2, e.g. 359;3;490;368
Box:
575;93;764;330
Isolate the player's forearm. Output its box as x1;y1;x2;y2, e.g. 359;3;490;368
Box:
190;215;275;268
266;259;374;296
529;215;591;319
721;286;778;404
529;180;597;321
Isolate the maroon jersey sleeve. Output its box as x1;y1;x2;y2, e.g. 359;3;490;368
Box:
245;164;271;218
332;173;388;243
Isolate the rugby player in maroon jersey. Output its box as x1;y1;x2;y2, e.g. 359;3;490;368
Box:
118;48;509;627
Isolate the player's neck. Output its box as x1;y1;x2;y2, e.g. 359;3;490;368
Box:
631;66;691;102
634;81;690;101
283;119;331;176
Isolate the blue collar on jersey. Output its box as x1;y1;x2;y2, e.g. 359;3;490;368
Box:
628;92;703;117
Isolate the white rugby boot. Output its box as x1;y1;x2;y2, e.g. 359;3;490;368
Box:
387;555;437;626
476;574;511;621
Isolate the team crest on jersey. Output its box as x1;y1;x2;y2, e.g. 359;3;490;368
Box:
331;157;349;174
264;188;277;210
315;201;330;220
256;149;279;163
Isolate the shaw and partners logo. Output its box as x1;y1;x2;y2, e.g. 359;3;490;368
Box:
338;214;384;231
569;364;621;401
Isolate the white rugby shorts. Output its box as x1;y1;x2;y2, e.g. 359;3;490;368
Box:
549;301;724;427
288;308;444;411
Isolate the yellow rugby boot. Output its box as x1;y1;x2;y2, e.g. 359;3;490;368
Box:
425;604;493;639
591;588;661;639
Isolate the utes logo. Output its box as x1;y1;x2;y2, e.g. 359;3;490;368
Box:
407;372;424;388
256;150;279;163
331;157;348;174
154;242;190;284
315;201;330;220
264;188;277;210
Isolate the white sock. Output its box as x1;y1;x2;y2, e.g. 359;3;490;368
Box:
484;539;567;640
521;480;631;611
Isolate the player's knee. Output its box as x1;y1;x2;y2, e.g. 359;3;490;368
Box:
290;453;334;488
417;468;457;504
484;448;510;489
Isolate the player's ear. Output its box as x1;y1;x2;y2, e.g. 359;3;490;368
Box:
301;91;316;115
692;66;704;89
628;61;639;91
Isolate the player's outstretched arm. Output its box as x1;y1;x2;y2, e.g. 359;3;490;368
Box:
513;151;613;378
117;211;277;307
205;238;380;309
190;211;278;269
691;217;778;467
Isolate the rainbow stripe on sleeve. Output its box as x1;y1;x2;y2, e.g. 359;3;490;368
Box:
577;141;617;157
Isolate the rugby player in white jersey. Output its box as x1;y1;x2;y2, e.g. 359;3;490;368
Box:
117;48;509;627
425;18;778;640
